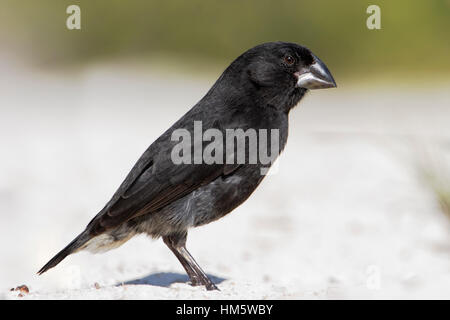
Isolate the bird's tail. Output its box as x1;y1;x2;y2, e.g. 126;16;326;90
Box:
37;232;90;275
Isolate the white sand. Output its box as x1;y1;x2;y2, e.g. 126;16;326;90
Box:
1;60;450;299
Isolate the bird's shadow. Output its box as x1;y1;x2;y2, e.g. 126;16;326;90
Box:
116;272;226;288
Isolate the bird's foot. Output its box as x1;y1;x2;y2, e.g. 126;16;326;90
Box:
204;281;219;291
188;276;219;291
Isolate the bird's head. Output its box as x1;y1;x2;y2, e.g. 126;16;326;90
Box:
221;42;336;111
243;41;336;90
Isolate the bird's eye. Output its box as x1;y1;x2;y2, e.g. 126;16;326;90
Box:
284;55;295;65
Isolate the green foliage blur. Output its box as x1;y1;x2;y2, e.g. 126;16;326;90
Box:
1;0;449;79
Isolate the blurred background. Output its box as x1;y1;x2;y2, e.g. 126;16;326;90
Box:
1;0;449;299
2;0;450;79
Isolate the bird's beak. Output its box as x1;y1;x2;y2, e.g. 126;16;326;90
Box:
295;54;336;90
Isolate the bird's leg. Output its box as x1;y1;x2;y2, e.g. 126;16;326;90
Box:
163;235;202;286
177;246;219;291
163;233;219;291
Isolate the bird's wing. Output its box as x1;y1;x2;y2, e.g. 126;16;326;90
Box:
87;138;240;235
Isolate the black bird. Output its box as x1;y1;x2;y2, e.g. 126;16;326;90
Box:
38;42;336;290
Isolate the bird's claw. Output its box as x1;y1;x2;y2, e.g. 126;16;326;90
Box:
189;277;219;291
205;282;219;291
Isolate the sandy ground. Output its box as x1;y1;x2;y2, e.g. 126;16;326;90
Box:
1;58;450;299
